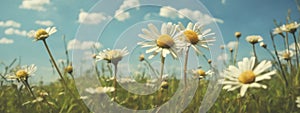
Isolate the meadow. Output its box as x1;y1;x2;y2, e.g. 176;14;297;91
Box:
1;7;300;113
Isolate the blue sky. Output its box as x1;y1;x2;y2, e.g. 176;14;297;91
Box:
0;0;299;83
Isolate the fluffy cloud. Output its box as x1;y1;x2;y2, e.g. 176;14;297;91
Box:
19;0;50;11
159;6;178;19
217;53;228;61
0;20;21;28
289;42;300;50
114;0;140;21
67;39;102;50
78;9;109;24
4;28;28;37
159;6;223;25
226;41;238;49
35;20;53;26
0;37;14;44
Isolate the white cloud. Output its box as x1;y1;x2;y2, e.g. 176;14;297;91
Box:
0;20;21;28
114;0;140;21
217;53;228;61
0;37;14;44
78;9;109;24
19;0;50;11
159;6;178;19
4;28;28;37
159;6;223;25
67;39;102;50
35;20;53;26
289;42;300;50
226;41;238;49
221;0;226;4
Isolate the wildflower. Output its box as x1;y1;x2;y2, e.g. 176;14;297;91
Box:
96;47;128;65
139;54;145;61
175;22;215;55
31;27;57;41
220;57;276;97
260;42;267;48
192;69;213;79
208;59;212;64
138;22;178;59
278;50;294;61
296;96;300;108
229;48;234;52
246;35;263;44
281;21;300;33
64;65;73;74
272;27;284;35
160;80;169;89
235;32;241;38
85;87;115;94
6;64;37;81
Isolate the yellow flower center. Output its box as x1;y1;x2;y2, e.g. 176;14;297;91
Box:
16;70;28;78
65;65;73;74
184;30;199;44
238;70;256;84
197;69;206;77
235;32;242;38
282;52;291;60
156;34;174;48
35;29;49;40
160;81;169;89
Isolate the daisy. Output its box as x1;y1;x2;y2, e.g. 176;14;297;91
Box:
138;22;178;59
272;27;284;35
281;21;300;33
246;35;263;45
296;96;300;108
192;69;213;79
31;27;57;41
278;50;294;61
85;87;115;94
175;22;215;55
220;57;276;97
235;32;241;38
6;64;37;81
96;47;128;65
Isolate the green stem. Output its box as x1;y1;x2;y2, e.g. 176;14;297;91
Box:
271;33;288;86
42;39;89;112
22;79;36;99
144;59;159;79
160;54;165;80
233;39;240;65
292;33;299;68
252;44;258;64
183;47;190;87
113;63;118;100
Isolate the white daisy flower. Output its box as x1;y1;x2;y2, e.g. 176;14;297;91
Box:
219;57;276;97
192;69;213;79
246;35;263;44
138;22;178;59
278;49;294;61
281;21;300;33
30;27;57;41
296;96;300;108
289;43;300;50
272;27;284;35
96;47;128;65
85;87;115;94
259;42;267;48
175;22;215;55
6;64;37;81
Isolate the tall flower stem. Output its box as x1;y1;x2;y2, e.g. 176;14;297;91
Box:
42;39;89;112
292;33;299;68
113;63;118;100
252;44;258;63
160;54;165;80
144;59;159;79
183;47;190;86
233;39;240;65
271;33;288;86
21;79;36;98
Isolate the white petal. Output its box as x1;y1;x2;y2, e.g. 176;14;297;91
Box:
161;23;167;34
255;70;276;82
222;85;232;90
48;27;57;35
249;83;267;89
146;46;159;53
228;84;242;91
240;85;249;97
254;60;272;75
187;22;193;30
162;49;170;58
148;24;160;37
